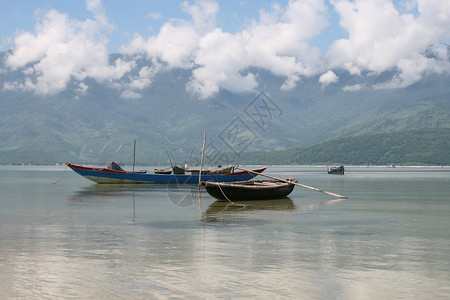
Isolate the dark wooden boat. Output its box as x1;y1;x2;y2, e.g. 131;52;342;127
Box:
327;165;344;175
202;179;297;201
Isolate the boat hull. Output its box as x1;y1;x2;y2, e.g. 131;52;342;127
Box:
327;166;344;175
67;163;266;184
202;179;296;201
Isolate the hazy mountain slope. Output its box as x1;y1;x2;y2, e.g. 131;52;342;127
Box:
0;52;449;165
233;128;450;166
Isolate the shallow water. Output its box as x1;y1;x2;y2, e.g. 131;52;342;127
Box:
0;166;449;299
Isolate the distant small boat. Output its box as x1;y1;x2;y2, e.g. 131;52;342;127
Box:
202;179;297;201
67;162;266;184
327;165;344;175
154;168;172;174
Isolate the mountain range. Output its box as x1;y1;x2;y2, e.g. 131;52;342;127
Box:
232;128;450;166
1;51;449;165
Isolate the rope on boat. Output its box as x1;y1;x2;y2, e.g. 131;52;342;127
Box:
216;183;247;209
53;163;68;184
217;183;234;204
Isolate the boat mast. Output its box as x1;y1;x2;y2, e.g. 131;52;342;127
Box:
198;131;206;186
165;149;174;168
132;139;136;172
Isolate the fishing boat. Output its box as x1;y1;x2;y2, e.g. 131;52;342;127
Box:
171;165;233;175
202;179;297;201
185;166;234;175
155;166;233;175
66;162;266;184
154;168;172;174
172;165;186;174
327;165;344;175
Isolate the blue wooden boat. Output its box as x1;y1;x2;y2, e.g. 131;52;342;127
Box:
327;165;344;175
66;162;266;184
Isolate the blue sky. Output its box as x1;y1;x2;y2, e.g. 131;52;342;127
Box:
0;0;347;53
1;0;449;99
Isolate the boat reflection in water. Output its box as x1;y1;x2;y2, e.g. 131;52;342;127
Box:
66;184;344;226
203;198;295;223
67;184;170;202
202;196;346;224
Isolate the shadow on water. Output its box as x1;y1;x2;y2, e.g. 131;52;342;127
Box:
202;195;346;224
65;183;206;226
67;183;170;200
203;198;295;223
206;198;296;213
66;183;200;203
65;182;346;227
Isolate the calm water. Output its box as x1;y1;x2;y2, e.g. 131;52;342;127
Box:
0;166;449;299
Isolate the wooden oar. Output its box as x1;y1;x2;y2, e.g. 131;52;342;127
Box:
236;167;348;199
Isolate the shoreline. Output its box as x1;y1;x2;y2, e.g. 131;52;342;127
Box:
1;164;449;169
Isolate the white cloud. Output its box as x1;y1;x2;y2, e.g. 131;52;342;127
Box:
239;0;328;88
120;22;199;69
120;0;218;70
3;0;450;98
281;74;301;91
86;0;113;29
148;13;163;20
326;0;450;88
127;64;162;90
186;29;258;98
122;0;329;98
319;70;339;87
343;84;363;92
3;0;132;95
76;82;88;96
181;0;219;33
120;89;142;99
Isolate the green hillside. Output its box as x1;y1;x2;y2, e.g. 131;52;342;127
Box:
1;51;449;165
232;128;450;166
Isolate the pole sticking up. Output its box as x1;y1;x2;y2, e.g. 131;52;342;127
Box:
132;139;136;172
198;130;206;187
235;166;347;199
186;146;195;167
164;149;174;168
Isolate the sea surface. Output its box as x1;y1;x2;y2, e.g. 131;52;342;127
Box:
0;165;449;299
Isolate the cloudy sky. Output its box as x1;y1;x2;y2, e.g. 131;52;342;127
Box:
1;0;449;99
